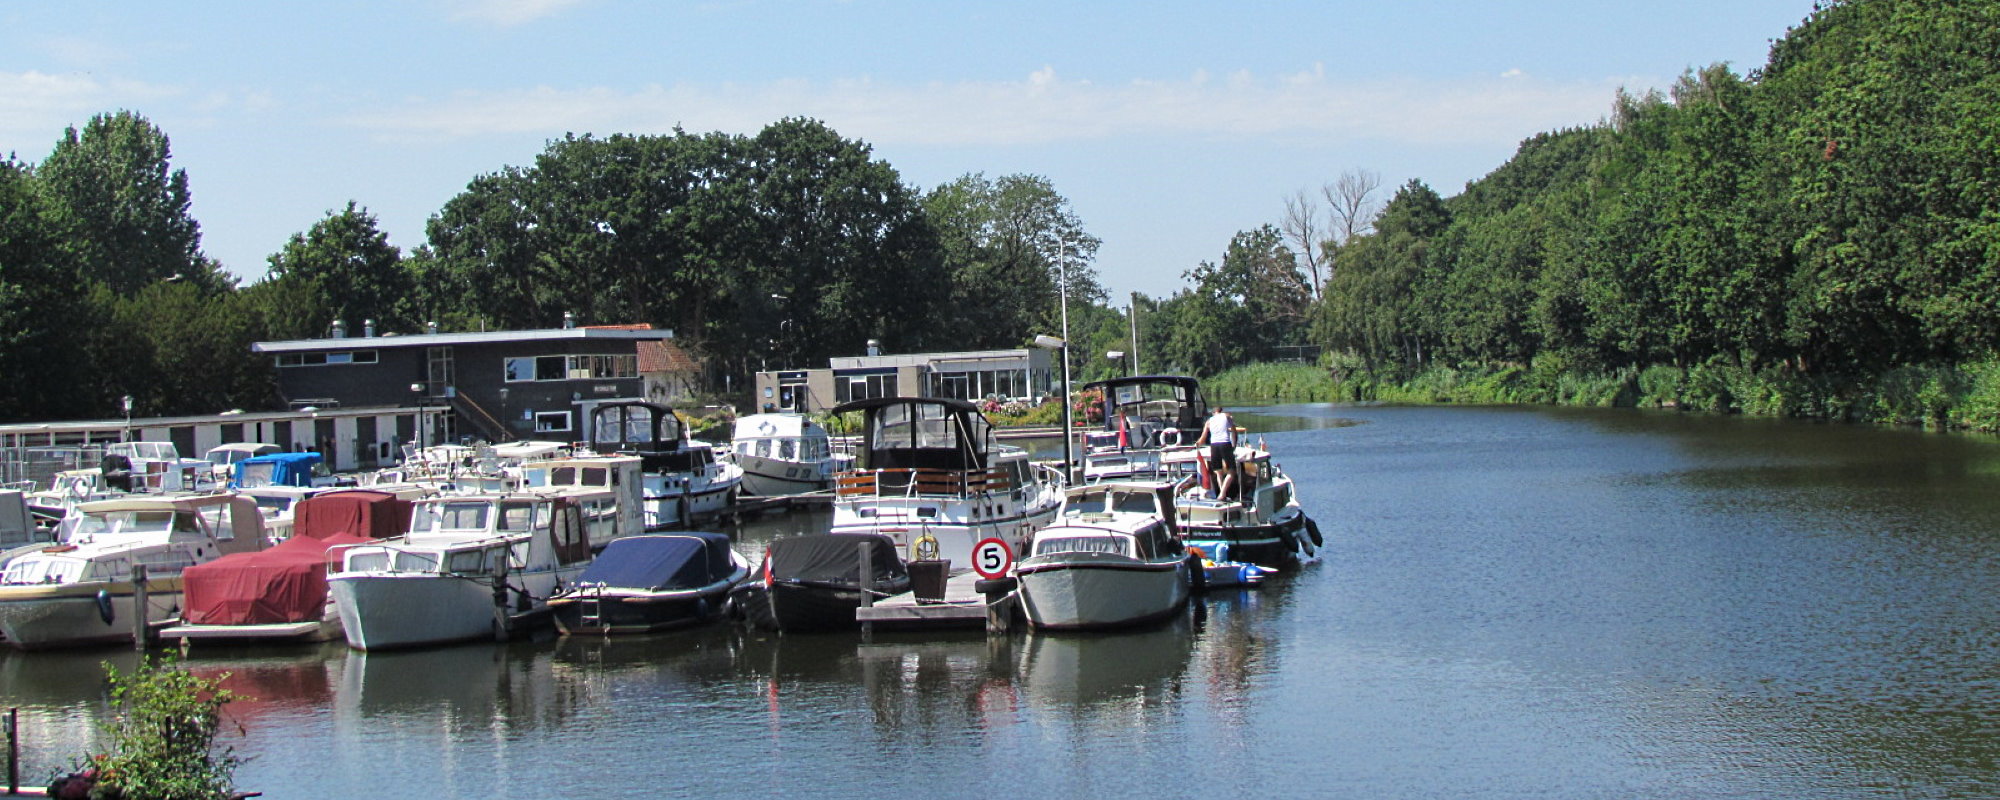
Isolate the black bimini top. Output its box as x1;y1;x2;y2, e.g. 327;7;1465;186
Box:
830;396;993;472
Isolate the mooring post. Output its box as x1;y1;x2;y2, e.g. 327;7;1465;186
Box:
131;564;150;651
491;555;512;642
858;540;874;641
7;706;19;796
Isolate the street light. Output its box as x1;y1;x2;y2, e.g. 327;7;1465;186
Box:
410;383;426;451
1033;335;1073;483
121;395;134;442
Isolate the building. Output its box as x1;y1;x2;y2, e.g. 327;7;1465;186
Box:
252;321;678;450
0;405;423;481
753;345;1058;413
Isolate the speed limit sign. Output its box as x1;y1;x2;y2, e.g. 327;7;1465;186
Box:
971;537;1014;579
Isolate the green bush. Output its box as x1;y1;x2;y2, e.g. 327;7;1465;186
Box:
91;655;242;800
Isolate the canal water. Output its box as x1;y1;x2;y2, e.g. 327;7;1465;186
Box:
5;404;2000;798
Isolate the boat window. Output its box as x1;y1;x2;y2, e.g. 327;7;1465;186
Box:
779;439;798;460
393;550;440;572
498;502;536;532
1036;536;1130;557
346;551;390;572
426;502;491;532
1066;492;1109;515
756;439;772;458
447;550;488;575
89;557;131;581
138;549;197;574
917;506;939;519
582;468;608;487
551;467;577;485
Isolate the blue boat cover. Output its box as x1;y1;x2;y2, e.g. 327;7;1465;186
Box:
577;533;737;591
232;452;323;488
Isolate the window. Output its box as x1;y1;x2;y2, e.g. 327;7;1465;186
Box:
535;411;572;433
504;354;638;382
835;373;898;403
275;350;377;367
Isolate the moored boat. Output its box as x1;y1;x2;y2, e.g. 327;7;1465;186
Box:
586;401;742;528
547;532;749;635
328;490;595;650
828;397;1062;568
731;533;910;634
729;413;845;497
1016;480;1197;630
165;489;415;644
0;494;268;649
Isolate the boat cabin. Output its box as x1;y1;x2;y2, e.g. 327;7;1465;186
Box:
832;397;1026;498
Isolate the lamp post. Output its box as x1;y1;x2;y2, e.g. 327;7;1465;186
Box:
120;395;134;443
1034;334;1073;484
410;383;426;451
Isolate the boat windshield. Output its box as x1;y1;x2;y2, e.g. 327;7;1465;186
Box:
71;510;183;537
1035;536;1131;557
1064;489;1159;516
1;556;85;586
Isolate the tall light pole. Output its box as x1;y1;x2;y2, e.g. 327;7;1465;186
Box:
1034;335;1072;484
121;395;134;443
1128;293;1142;376
410;383;426;451
1057;236;1076;482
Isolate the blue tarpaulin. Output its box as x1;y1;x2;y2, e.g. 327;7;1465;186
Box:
576;533;737;591
231;452;322;489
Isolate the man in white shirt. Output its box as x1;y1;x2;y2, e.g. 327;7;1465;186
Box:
1196;406;1238;499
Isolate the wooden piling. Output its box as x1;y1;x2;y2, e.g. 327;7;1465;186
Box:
131;564;150;651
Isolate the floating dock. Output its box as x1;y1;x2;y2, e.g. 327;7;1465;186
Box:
856;570;1019;633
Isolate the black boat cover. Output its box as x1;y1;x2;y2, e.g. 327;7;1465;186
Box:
575;533;736;591
762;533;909;588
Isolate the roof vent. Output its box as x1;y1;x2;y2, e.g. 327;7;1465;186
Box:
330;320;346;339
563;311;576;329
427;321;439;335
363;319;376;338
866;338;881;357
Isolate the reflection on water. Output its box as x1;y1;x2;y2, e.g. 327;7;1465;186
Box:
7;404;2000;797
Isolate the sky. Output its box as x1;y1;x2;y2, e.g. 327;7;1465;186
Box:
0;0;1817;304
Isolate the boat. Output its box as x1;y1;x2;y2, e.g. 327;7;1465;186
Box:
1015;480;1198;630
586;402;742;528
231;451;339;542
203;442;280;483
99;441;215;493
728;413;846;497
519;453;647;547
730;533;910;633
828;397;1063;568
328;490;596;650
546;532;749;635
164;489;415;644
0;494;268;649
1081;375;1321;569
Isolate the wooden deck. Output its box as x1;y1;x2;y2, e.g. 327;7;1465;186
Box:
856;570;1019;632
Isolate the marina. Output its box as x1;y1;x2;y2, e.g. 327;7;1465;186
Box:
5;404;2000;798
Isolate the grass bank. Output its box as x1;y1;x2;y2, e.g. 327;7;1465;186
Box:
1203;359;2000;434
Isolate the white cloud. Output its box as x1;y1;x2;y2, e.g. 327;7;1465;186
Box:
445;0;589;26
0;71;181;151
342;66;1622;151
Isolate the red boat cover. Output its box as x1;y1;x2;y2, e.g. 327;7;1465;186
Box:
181;491;411;625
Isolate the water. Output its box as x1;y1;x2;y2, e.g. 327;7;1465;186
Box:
7;404;2000;798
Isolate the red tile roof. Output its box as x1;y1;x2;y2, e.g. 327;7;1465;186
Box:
637;339;698;373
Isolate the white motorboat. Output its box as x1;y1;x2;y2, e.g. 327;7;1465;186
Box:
586;402;742;528
828;397;1063;569
1081;375;1321;568
0;494;268;649
520;453;646;547
328;491;596;650
728;413;846;497
1016;480;1196;630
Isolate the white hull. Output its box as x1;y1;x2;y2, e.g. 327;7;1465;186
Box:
0;580;180;649
331;564;575;651
640;482;738;530
1018;558;1189;630
736;454;832;497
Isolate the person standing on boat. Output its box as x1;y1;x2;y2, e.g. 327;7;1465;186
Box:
1197;406;1239;499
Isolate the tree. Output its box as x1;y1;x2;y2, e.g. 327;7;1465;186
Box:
924;172;1103;349
35;111;225;294
0;157;89;421
265;201;413;334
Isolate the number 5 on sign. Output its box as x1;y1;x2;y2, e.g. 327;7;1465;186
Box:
972;537;1014;580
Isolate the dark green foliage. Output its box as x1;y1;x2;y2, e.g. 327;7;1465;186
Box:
93;655;242;800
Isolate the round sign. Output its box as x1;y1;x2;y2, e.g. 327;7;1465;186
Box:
971;537;1014;580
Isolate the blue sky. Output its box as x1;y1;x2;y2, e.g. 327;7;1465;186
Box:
1;0;1814;303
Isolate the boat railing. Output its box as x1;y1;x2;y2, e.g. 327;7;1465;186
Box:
835;466;1013;499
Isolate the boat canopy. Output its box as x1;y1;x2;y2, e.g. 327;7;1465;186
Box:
1080;375;1207;437
204;442;280;466
232;452;323;489
294;490;413;542
590;401;687;453
831;397;992;472
732;413;825;441
572;533;736;591
761;533;908;588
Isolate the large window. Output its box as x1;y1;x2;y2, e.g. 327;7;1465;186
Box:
505;354;638;383
834;373;898;403
932;368;1027;401
534;411;572;433
276;350;377;367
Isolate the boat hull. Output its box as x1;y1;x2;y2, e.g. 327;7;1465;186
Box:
0;578;181;650
1179;511;1313;569
641;483;738;530
735;455;832;497
734;579;911;634
550;582;738;636
1017;558;1189;630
